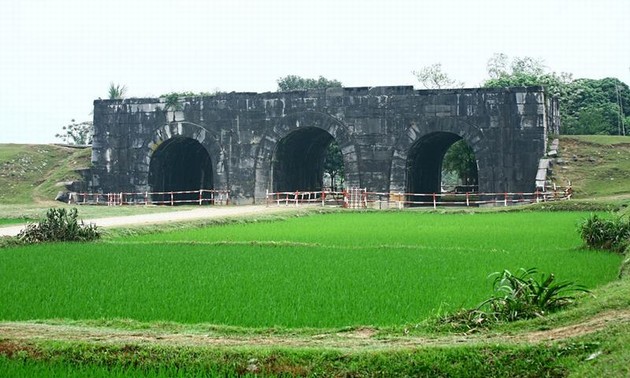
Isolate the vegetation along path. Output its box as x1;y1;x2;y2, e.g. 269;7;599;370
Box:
1;310;628;351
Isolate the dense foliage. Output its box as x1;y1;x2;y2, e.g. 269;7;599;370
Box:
482;54;629;136
442;139;477;188
579;213;630;253
16;208;100;244
276;75;342;91
323;142;344;190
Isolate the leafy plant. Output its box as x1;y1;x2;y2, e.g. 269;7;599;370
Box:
481;268;589;321
579;213;630;252
55;119;93;145
276;75;342;91
16;208;100;244
108;82;127;100
412;63;464;89
440;268;589;330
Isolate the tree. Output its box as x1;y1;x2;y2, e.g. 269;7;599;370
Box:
412;63;464;89
55;119;93;145
323;142;344;190
442;140;477;189
560;78;629;135
108;82;127;100
277;75;342;91
162;93;183;122
483;54;571;97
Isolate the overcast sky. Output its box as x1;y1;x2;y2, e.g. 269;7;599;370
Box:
1;0;628;144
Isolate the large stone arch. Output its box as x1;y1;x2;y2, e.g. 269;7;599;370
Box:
139;121;226;193
254;111;360;199
389;117;490;193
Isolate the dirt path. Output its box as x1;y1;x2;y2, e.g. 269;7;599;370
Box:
0;205;299;237
1;310;628;351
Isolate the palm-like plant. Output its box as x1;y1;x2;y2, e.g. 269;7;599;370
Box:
108;82;127;100
163;93;183;122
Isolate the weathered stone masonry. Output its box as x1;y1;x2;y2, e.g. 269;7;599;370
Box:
90;86;559;204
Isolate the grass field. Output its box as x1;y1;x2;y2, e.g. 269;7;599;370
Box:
0;212;621;328
555;135;630;199
0;144;91;204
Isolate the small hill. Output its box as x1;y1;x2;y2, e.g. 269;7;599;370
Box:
551;135;630;200
0;144;91;204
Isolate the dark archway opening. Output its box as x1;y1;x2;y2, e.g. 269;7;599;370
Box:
406;132;478;204
149;137;213;204
272;127;343;192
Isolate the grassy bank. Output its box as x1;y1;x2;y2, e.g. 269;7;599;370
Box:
0;144;91;204
554;135;630;199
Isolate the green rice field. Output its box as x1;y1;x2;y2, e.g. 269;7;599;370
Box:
0;212;622;328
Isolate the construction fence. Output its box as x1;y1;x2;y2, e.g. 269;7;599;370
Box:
67;186;572;209
67;189;231;206
266;186;572;209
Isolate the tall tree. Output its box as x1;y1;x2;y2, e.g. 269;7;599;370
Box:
277;75;342;91
560;78;629;135
412;63;464;89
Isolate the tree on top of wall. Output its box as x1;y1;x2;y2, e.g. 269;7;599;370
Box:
482;53;628;135
412;63;465;89
108;82;127;100
277;75;342;91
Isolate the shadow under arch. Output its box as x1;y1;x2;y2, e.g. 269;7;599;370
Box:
390;118;488;196
141;122;226;202
254;111;360;200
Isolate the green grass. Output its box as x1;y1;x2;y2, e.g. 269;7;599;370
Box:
0;342;589;378
0;144;91;204
0;212;621;328
0;218;27;226
555;135;630;199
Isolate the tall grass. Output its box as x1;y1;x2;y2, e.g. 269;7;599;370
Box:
0;212;621;328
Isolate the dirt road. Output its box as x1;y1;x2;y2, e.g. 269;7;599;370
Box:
0;205;297;237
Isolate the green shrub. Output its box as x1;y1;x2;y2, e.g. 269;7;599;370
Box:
620;246;630;278
440;268;589;330
579;214;630;252
16;208;100;244
481;268;589;321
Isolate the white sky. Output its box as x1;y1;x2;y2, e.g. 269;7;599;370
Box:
1;0;629;144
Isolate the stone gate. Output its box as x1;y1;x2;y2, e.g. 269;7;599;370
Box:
90;86;559;204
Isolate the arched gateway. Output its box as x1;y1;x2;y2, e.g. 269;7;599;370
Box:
90;86;559;204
